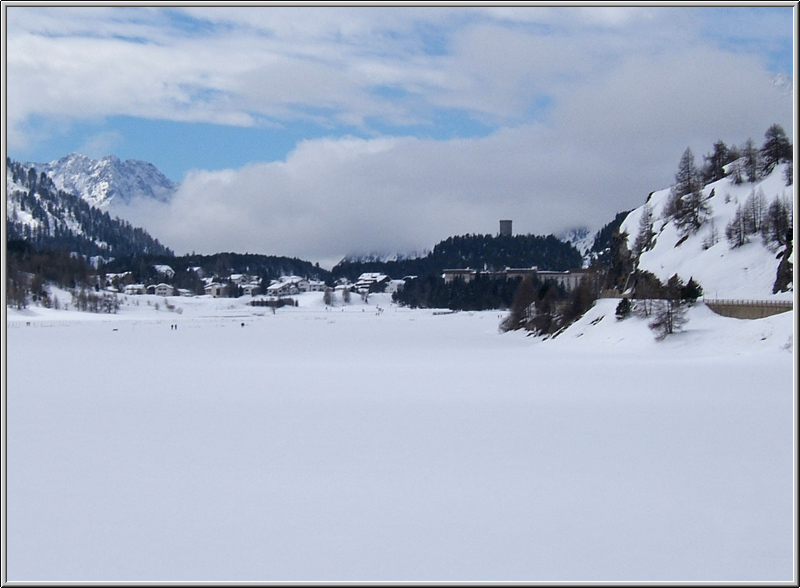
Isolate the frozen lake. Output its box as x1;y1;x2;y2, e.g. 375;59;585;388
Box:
5;294;795;581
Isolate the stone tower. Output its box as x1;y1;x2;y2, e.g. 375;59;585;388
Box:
499;220;512;237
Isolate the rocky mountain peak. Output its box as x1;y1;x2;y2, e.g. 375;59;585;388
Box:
31;153;178;209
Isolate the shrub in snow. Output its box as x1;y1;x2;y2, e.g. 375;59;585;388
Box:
615;298;632;320
648;299;688;341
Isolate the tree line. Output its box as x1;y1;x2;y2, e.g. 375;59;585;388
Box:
392;273;524;311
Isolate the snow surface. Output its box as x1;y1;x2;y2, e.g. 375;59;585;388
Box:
5;291;795;582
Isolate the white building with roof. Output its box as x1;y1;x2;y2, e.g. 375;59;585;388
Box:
267;275;325;296
242;283;262;296
124;284;146;295
355;272;389;292
204;282;224;298
154;283;174;297
442;269;477;283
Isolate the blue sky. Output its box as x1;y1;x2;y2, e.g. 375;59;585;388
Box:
4;4;795;266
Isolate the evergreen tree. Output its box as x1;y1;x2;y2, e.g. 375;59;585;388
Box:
741;138;760;183
725;205;749;248
665;148;709;235
615;297;632;320
701;140;732;184
741;189;767;235
681;277;703;302
632;202;655;260
631;270;664;318
680;187;712;235
673;148;702;199
761;195;793;249
760;124;792;176
648;273;689;340
605;229;633;293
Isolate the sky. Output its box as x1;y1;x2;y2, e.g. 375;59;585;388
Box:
4;4;796;268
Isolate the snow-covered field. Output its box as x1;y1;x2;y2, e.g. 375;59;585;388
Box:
5;292;796;581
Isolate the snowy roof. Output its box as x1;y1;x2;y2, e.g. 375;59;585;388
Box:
267;282;292;291
357;273;388;281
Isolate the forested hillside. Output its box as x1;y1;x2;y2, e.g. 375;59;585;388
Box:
332;233;583;281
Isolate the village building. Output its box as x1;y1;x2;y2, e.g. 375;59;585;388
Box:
265;275;325;297
266;280;299;297
442;269;477;283
442;267;594;293
505;267;539;280
230;274;250;286
154;283;174;297
124;284;146;296
242;283;262;297
355;272;390;292
536;270;594;292
204;282;224;298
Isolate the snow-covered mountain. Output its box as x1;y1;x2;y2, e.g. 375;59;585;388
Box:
6;158;173;258
619;162;794;300
31;153;177;209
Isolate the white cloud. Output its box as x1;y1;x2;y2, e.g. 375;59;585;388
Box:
79;130;124;159
13;6;788;143
7;6;794;267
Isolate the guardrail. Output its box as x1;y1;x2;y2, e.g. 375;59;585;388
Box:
703;298;793;307
703;298;793;319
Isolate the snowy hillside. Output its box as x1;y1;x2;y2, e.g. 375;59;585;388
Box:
620;162;794;300
32;152;177;209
